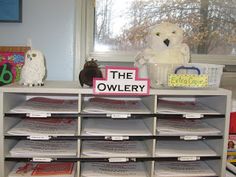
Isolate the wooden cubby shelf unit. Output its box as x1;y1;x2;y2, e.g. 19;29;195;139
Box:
0;81;231;177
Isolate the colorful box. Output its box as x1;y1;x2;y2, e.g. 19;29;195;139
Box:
0;46;30;86
230;112;236;133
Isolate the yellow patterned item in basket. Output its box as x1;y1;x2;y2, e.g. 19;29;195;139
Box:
168;66;208;88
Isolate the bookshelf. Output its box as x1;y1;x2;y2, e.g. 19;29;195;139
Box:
0;81;232;177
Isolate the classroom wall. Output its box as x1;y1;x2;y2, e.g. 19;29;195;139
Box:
0;0;75;80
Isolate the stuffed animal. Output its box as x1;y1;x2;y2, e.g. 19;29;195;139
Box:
19;49;46;87
134;22;190;77
79;58;103;87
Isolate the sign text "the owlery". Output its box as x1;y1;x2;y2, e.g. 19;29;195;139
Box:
93;66;150;95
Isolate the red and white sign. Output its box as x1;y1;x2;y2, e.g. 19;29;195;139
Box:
93;66;150;95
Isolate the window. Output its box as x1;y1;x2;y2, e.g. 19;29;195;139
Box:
75;0;236;78
95;0;236;54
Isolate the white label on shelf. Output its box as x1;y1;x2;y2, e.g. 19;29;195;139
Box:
32;157;53;162
107;113;131;119
112;136;129;140
105;136;129;141
178;156;200;161
180;136;202;140
108;158;129;162
27;135;51;140
184;114;203;119
27;112;51;117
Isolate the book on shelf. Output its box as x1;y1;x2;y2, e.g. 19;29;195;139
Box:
9;97;78;114
226;170;236;177
81;162;148;177
9;140;77;157
82;118;152;136
227;157;236;163
155;161;216;177
8;162;75;177
157;99;219;115
82;97;151;114
155;140;217;157
157;118;221;136
7;118;77;136
228;135;236;152
226;162;236;176
228;152;236;162
82;140;149;157
227;135;236;161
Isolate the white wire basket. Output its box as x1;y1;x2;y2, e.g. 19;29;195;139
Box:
147;63;224;88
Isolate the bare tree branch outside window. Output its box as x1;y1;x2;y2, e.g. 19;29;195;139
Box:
94;0;236;55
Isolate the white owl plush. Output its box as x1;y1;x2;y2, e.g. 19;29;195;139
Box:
19;49;46;87
134;22;190;77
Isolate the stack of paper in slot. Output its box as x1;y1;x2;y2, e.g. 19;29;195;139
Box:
155;161;216;176
7;118;77;136
82;119;152;136
9;97;78;114
156;140;217;157
81;162;148;177
82;140;149;157
157;99;219;115
82;97;151;114
157;118;221;135
10;140;77;157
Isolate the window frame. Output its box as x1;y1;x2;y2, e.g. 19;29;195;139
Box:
75;0;236;79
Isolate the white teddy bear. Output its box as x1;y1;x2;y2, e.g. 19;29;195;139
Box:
135;22;190;78
20;49;46;87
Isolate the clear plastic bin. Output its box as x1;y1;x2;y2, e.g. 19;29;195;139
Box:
147;63;224;88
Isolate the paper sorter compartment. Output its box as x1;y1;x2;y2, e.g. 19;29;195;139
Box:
203;139;225;157
3;93;27;113
156;96;223;116
80;95;153;114
4;117;21;135
81;118;153;136
5;117;78;137
4;139;19;158
6;139;78;158
6;94;79;116
155;140;219;158
154;160;218;177
80;161;151;177
6;162;77;177
4;161;17;177
203;117;226;136
80;139;153;158
156;118;222;136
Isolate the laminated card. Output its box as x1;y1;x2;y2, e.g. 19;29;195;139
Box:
8;162;75;177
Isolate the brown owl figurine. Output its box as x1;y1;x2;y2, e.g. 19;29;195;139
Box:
79;59;103;87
